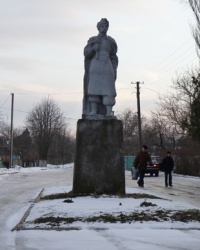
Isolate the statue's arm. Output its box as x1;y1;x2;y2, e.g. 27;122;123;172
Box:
111;54;118;71
84;37;96;58
108;36;119;79
111;54;118;80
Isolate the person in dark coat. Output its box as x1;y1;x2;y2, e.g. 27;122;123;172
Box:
134;145;152;187
162;151;174;187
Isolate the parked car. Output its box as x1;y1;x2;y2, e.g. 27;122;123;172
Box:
145;156;161;177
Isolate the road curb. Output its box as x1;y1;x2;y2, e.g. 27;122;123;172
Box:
12;188;44;231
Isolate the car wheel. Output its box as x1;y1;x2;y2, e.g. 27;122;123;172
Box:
155;172;159;177
150;173;153;176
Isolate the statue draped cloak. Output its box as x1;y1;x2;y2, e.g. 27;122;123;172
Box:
82;35;118;116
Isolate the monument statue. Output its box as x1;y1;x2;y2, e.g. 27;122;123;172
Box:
82;18;118;118
73;20;125;194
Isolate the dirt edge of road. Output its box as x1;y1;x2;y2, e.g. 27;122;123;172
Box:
12;188;44;231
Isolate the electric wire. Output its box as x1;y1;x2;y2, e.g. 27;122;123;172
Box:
137;48;198;84
0;107;79;120
14;91;83;95
133;38;195;81
0;94;10;108
145;56;198;86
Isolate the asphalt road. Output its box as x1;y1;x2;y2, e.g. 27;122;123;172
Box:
125;170;200;208
0;167;199;249
0;168;73;249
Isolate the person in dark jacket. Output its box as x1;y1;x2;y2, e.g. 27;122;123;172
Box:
134;145;152;187
162;151;174;187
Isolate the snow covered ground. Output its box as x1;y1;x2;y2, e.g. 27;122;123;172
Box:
1;164;200;250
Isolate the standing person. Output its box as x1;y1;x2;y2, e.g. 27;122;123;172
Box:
134;145;152;187
162;151;174;187
82;18;118;117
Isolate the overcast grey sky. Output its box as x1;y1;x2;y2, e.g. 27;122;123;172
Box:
0;0;199;133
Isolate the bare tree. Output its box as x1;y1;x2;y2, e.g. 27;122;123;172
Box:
142;113;179;155
0;112;3;127
155;92;188;134
14;128;37;167
48;127;75;164
117;109;139;155
117;109;138;139
181;71;200;140
26;97;66;166
154;68;200;135
0;122;22;144
189;0;200;58
0;122;10;143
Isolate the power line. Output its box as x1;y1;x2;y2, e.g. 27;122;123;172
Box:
133;38;194;80
115;43;198;93
143;87;162;95
13;91;83;95
134;42;197;83
140;49;197;84
0;106;79;121
0;107;29;113
0;94;10;108
151;38;193;67
138;56;198;86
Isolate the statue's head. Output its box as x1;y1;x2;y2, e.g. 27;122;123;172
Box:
97;18;109;31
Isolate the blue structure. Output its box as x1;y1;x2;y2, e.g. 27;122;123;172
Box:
124;156;135;171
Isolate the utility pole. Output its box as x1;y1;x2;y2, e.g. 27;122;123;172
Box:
10;93;14;168
131;81;143;150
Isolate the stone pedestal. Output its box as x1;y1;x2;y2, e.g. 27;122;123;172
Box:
72;119;125;194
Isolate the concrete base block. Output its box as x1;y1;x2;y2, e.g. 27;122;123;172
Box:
72;119;125;194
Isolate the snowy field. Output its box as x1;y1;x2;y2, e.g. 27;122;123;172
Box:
1;164;200;250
